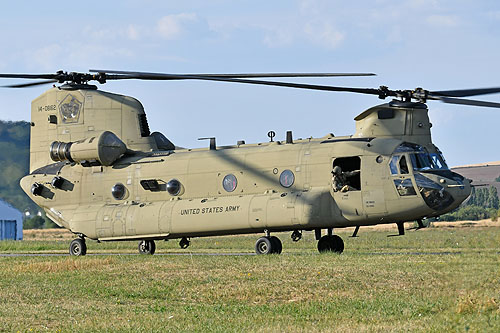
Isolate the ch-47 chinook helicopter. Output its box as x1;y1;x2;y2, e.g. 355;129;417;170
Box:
2;69;500;256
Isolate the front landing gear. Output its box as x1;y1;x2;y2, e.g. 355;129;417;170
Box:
179;237;190;249
69;238;87;256
317;235;344;254
138;240;156;255
255;236;282;255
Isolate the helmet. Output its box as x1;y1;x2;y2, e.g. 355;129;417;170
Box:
333;166;342;175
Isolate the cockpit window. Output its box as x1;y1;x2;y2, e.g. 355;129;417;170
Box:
393;142;449;172
430;153;447;169
394;142;424;153
410;153;432;170
389;156;399;175
409;153;448;171
389;155;410;175
399;155;409;174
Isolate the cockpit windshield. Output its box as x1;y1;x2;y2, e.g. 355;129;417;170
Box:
393;143;449;171
409;152;448;171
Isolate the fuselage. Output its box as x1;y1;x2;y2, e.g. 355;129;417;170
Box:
20;134;470;241
19;87;471;242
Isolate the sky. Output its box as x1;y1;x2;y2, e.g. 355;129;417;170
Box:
0;0;499;167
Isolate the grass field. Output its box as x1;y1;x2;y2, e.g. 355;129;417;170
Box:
0;224;499;332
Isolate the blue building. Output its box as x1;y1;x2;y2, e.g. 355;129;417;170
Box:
0;200;23;240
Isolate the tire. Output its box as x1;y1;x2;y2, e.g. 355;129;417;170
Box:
179;237;190;249
317;235;332;253
138;240;156;255
69;238;87;256
255;237;273;255
317;235;344;254
269;236;282;254
331;235;344;254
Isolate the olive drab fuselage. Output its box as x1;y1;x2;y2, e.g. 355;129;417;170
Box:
20;87;471;242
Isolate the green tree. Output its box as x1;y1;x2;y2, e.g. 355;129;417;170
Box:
0;120;36;213
468;187;476;206
440;205;490;221
476;188;486;207
23;216;45;229
488;186;499;209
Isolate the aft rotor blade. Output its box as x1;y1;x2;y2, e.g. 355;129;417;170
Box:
90;69;376;79
432;87;500;97
1;79;58;88
432;95;500;108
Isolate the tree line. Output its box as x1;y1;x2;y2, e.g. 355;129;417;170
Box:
439;185;499;221
0;120;57;229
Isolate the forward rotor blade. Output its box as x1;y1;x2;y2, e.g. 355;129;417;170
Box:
0;73;58;80
433;96;500;108
91;70;385;96
432;87;500;97
1;79;57;88
90;69;376;79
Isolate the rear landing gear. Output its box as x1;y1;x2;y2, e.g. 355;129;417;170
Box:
69;238;87;256
317;235;344;254
138;240;156;255
255;236;282;255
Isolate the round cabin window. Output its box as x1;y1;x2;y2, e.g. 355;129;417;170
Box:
222;174;238;192
167;179;181;196
111;183;127;200
279;170;295;188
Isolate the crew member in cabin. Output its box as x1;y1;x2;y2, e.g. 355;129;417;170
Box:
332;166;359;192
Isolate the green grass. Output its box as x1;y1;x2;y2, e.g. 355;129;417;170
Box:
0;227;499;332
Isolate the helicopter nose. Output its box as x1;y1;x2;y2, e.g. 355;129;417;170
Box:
414;172;471;214
443;177;472;208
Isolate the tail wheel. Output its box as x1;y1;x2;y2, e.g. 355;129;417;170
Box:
138;240;156;255
69;238;87;256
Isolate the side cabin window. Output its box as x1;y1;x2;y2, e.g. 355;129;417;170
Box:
332;156;361;191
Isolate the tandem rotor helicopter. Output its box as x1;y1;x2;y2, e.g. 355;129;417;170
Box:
2;69;500;256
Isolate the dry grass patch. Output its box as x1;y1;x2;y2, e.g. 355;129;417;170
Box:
457;294;500;314
5;257;117;273
23;228;74;240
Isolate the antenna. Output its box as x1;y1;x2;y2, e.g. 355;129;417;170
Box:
198;137;216;150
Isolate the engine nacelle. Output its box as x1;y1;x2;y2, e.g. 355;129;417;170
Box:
50;131;127;166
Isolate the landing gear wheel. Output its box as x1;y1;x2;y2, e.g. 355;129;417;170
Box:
69;238;87;256
269;236;282;254
138;240;156;255
255;236;282;255
317;235;344;254
255;237;273;255
179;237;190;249
291;230;302;242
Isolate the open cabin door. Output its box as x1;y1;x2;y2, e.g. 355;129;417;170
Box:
331;156;364;220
